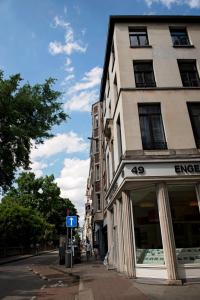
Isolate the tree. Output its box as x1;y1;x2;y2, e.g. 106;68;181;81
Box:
0;71;68;190
0;201;54;248
3;172;77;235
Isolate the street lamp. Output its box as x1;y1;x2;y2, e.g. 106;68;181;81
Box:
87;137;99;141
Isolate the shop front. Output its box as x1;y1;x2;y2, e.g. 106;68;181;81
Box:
107;160;200;282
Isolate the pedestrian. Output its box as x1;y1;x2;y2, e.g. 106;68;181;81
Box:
93;247;99;260
35;243;39;255
86;240;92;261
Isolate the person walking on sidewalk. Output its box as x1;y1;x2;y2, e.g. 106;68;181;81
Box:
86;240;92;261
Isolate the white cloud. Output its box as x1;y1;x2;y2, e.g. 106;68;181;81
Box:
31;132;88;160
49;16;87;56
145;0;200;7
30;161;48;177
64;90;98;112
56;158;90;226
63;66;102;112
68;67;102;94
61;74;75;85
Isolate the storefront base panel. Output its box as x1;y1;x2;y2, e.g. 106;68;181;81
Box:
178;266;200;279
136;266;168;279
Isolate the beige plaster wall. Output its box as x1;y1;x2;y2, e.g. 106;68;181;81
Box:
114;23;200;88
119;89;199;151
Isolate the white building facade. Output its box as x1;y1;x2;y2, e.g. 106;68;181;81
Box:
100;15;200;283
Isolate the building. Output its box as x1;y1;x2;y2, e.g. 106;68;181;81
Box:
83;168;93;245
86;101;108;259
97;15;200;283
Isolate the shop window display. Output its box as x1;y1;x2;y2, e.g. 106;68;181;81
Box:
168;184;200;264
131;187;164;264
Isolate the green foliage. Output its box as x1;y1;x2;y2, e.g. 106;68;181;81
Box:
0;201;54;248
0;71;68;190
3;172;77;235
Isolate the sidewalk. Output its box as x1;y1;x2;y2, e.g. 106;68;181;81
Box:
34;256;149;300
31;255;200;300
0;249;56;265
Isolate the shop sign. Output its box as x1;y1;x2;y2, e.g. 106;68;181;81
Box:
125;162;200;178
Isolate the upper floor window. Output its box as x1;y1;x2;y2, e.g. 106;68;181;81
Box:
170;28;190;46
113;74;118;103
96;194;101;211
178;60;200;87
133;61;156;88
138;104;167;150
107;73;110;98
94;114;99;128
111;42;115;71
188;103;200;148
95;139;99;153
129;27;149;47
95;165;100;181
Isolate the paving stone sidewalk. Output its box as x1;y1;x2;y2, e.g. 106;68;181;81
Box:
31;258;148;300
29;257;200;300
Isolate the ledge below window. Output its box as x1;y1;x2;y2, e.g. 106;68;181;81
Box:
130;45;152;48
173;45;195;48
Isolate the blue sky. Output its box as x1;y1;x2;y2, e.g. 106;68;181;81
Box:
1;0;200;223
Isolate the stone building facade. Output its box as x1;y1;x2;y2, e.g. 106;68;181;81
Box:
86;101;108;259
99;15;200;283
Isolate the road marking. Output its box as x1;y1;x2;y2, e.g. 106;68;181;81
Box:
75;279;94;300
40;285;47;290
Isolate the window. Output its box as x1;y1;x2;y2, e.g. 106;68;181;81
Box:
117;115;122;161
138;104;167;150
95;139;99;153
111;42;115;71
94;114;99;128
107;153;110;185
96;194;101;211
113;74;118;104
129;27;149;47
168;185;200;264
107;73;110;97
133;61;156;88
170;28;190;46
188;103;200;148
131;187;164;265
178;60;200;87
95;165;100;181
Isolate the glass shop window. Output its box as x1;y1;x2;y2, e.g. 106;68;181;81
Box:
131;187;164;265
168;185;200;264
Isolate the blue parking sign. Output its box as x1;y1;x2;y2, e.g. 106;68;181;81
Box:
66;216;77;227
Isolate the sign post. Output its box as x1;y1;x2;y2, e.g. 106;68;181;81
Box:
66;216;77;269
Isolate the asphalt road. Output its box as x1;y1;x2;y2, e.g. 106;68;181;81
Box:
0;251;59;300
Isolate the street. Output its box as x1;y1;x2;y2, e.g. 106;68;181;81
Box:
1;252;200;300
0;251;60;300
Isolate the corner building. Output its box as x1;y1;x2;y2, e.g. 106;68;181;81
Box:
100;15;200;283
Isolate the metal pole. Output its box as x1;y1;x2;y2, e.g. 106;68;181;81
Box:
67;227;68;250
71;227;73;270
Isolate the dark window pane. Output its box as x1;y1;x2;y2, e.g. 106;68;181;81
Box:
139;104;167;150
134;62;156;88
129;27;149;47
168;185;200;264
139;35;148;46
188;103;200;148
140;115;151;146
170;28;190;46
130;35;138;46
179;61;200;87
131;187;164;265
